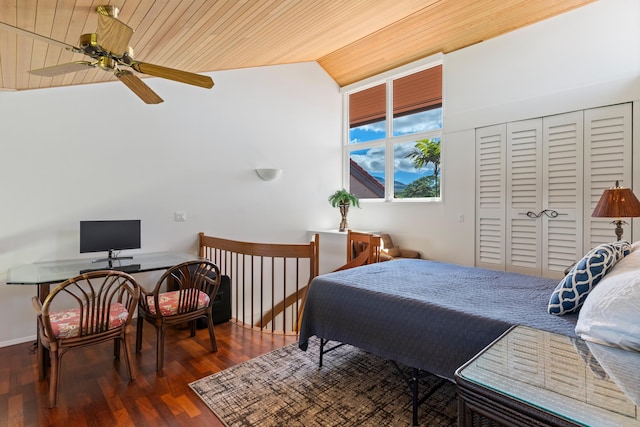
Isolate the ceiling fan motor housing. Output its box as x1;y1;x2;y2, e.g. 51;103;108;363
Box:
78;33;103;56
78;33;134;60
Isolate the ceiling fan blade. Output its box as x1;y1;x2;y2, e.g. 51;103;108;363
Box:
96;14;133;56
131;62;214;89
0;21;78;52
28;61;96;77
115;70;164;104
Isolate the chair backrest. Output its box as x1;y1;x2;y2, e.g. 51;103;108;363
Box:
347;230;381;263
332;231;381;272
39;270;140;340
150;260;221;316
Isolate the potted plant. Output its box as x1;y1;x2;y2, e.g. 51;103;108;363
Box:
328;189;360;231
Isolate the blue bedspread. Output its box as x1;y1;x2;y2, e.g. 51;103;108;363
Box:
298;259;578;379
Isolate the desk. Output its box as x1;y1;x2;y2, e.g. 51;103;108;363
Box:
456;325;640;426
7;252;197;302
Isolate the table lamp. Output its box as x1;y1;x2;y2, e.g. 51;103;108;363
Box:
592;180;640;241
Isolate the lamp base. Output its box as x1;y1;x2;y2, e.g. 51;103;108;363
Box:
612;219;627;241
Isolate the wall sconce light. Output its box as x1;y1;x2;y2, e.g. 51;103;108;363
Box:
255;168;283;181
592;180;640;241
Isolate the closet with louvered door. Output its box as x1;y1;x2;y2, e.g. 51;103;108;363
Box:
475;125;507;270
583;104;633;249
475;103;632;278
505;118;544;276
540;112;584;278
505;113;584;279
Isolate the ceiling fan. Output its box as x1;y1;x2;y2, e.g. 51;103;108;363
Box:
0;5;214;104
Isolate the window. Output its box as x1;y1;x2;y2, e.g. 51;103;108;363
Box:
345;63;442;201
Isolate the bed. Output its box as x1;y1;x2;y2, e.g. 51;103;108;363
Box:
298;258;579;381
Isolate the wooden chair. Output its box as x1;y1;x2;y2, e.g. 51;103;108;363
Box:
32;270;140;408
136;260;221;371
335;230;382;271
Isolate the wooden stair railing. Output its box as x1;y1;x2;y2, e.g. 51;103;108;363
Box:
198;232;319;334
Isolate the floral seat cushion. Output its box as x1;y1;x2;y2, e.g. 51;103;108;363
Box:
146;290;210;316
48;303;129;339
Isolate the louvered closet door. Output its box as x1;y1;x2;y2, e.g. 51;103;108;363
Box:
475;103;632;276
584;103;633;248
506;119;542;275
476;124;506;270
542;112;583;278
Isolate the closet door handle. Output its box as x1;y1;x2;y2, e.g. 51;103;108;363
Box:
521;209;565;219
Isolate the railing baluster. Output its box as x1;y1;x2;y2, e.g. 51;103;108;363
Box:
282;258;286;333
197;232;319;334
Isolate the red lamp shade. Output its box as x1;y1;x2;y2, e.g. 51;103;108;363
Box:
592;181;640;241
592;181;640;218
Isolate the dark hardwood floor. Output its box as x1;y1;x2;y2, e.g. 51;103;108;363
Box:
0;321;298;427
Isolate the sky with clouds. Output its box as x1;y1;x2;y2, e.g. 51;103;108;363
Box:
349;109;442;184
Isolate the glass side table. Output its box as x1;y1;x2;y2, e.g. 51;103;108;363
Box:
455;325;640;427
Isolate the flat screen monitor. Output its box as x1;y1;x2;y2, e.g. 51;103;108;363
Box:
80;220;141;261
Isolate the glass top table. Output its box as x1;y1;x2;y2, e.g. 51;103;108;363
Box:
7;252;197;294
456;325;640;426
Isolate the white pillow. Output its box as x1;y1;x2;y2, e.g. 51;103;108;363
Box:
575;247;640;351
586;341;640;406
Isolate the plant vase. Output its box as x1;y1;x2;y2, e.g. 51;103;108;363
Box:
339;203;350;231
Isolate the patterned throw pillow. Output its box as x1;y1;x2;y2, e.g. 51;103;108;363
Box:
611;240;632;260
548;242;629;315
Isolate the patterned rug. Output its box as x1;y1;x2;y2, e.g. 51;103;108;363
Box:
189;337;458;426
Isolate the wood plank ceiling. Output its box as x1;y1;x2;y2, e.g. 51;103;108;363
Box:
0;0;596;93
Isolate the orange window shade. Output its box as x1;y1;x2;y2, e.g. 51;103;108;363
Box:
349;83;386;128
393;65;442;118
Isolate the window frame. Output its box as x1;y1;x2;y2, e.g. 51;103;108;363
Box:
341;54;444;203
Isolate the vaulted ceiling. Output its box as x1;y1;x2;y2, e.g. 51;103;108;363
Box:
0;0;596;93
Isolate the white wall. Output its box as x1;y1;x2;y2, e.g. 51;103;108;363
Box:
1;0;639;346
0;62;341;346
351;0;640;265
445;0;640;131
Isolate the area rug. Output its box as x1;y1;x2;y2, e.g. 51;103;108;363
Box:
189;337;458;426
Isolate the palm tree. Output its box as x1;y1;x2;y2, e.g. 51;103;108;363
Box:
404;138;440;192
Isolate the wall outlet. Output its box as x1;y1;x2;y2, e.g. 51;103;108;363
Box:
174;211;187;222
458;213;464;223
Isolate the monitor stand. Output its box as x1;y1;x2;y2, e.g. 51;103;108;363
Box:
92;249;134;264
